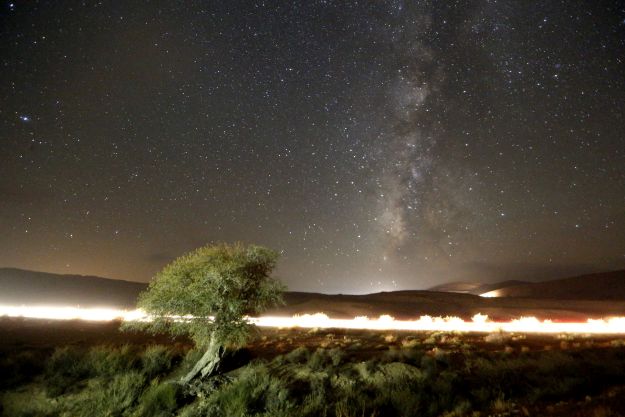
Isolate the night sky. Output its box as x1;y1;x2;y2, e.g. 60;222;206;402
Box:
1;1;624;293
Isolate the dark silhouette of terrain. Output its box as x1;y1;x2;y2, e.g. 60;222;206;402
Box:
0;268;146;308
3;267;625;320
428;280;528;295
479;270;625;300
276;289;625;321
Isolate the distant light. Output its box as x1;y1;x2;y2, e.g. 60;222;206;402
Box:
479;290;500;298
0;305;145;321
19;115;31;122
3;304;625;334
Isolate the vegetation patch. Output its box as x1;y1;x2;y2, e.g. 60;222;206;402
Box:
4;327;625;417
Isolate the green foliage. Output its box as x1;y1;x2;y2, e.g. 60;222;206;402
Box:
176;348;205;375
383;345;424;364
134;381;181;417
181;350;436;417
45;344;143;395
140;345;174;379
65;371;145;417
0;388;57;417
192;362;295;417
285;346;310;364
87;344;138;377
41;344;179;400
44;346;91;396
122;243;285;348
6;334;625;417
307;348;331;371
328;347;345;367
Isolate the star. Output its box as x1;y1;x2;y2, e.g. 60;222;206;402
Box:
0;0;623;292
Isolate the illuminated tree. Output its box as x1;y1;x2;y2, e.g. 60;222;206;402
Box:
124;243;285;384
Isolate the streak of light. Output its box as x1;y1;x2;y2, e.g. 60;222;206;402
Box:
479;290;500;298
0;305;146;321
3;304;625;334
253;314;625;334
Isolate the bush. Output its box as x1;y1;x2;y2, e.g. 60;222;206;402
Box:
0;389;57;417
194;362;295;417
64;371;145;417
484;331;511;344
44;346;90;395
307;348;330;371
328;348;344;367
135;381;181;417
401;337;420;349
141;345;174;379
6;332;625;417
87;344;138;377
285;347;310;364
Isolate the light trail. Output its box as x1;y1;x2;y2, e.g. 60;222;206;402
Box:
3;304;625;334
252;314;625;334
0;305;146;321
479;290;500;298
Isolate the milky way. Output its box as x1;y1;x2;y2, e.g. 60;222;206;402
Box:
1;1;624;292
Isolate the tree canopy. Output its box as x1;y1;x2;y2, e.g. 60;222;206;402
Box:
125;243;285;350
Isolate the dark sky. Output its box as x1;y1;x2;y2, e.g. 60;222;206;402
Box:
1;1;624;292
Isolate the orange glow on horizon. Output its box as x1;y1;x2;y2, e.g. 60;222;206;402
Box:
2;304;625;335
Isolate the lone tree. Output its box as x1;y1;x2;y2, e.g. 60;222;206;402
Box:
124;243;285;384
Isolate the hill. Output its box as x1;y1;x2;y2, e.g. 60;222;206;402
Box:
273;289;625;321
3;268;625;321
480;270;625;300
428;280;528;295
0;268;146;308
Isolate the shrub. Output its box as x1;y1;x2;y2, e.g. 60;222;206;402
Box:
7;331;625;417
384;334;397;343
196;362;295;417
141;345;173;379
285;347;310;364
87;344;138;377
1;389;57;417
64;371;145;416
334;399;370;417
490;393;514;414
328;348;344;367
44;346;90;396
610;339;625;348
307;348;330;371
384;345;424;364
134;381;181;417
177;402;203;417
401;337;419;349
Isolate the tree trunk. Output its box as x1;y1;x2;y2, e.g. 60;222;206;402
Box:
180;335;223;385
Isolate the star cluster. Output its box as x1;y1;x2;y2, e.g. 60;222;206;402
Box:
1;1;624;292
